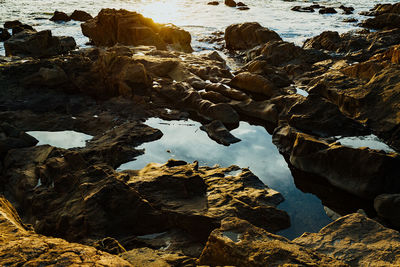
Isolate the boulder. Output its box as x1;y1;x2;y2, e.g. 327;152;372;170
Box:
294;213;400;266
224;0;236;7
0;196;132;266
49;11;71;22
0;122;38;160
361;13;400;30
230;72;278;97
207;1;219;5
319;7;337;14
70;10;93;21
225;22;282;50
288;130;400;199
0;28;11;41
4;30;76;57
200;120;241;146
81;9;193;52
291;6;315;13
198;217;346;266
303;31;341;51
4;20;22;29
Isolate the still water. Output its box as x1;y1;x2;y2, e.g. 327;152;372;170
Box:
118;118;333;239
27;130;92;149
0;0;398;54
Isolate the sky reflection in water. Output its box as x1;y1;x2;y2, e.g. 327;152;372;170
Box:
118;118;332;239
27;130;92;149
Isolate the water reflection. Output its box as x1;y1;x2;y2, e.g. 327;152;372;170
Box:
336;134;395;153
27;130;92;149
118;118;332;239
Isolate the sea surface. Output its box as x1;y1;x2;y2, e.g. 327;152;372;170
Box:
2;0;398;239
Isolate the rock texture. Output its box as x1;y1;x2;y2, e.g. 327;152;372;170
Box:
294;213;400;266
0;196;132;266
4;30;76;57
81;9;193;52
225;22;282;50
199;217;347;266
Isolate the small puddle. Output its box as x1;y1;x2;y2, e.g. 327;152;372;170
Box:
224;169;242;176
296;88;309;97
118;118;332;239
335;134;395;153
222;231;241;242
27;130;92;149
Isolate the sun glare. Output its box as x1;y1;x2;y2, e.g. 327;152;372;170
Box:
139;0;182;24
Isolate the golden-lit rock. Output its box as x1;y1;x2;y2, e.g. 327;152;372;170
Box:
81;9;193;52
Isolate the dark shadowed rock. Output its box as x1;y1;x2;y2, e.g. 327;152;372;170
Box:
207;1;219;5
294;213;400;266
0;28;11;41
0;196;132;266
374;194;400;228
361;13;400;30
319;7;337;14
4;30;76;57
200;120;241;146
230;72;278;97
49;11;71;22
224;0;236;7
70;10;93;21
225;22;282;50
199;217;346;266
4;20;23;29
291;6;315;13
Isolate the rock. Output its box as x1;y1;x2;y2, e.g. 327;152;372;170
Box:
287;129;400;199
288;94;370;137
291;6;315;13
294;213;400;266
70;10;93;21
93;237;127;254
237;6;250;11
11;24;35;35
81;9;193;52
121;247;196;267
224;0;236;7
125;161;289;234
303;31;341;51
225;22;282;50
339;5;354;15
0;196;132;266
0;28;11;41
374;194;400;228
361;13;400;30
0;122;38;160
198;217;346;266
4;20;21;29
343;18;357;23
49;11;71;22
233;98;279;125
237;2;247;7
4;30;76;57
230;72;278;98
207;1;219;5
200;120;241;146
319;7;337;14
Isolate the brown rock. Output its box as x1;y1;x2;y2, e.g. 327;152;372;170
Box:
199;217;346;266
81;9;193;52
207;1;219;5
303;31;341;51
319;7;337;14
361;13;400;30
70;10;93;21
374;194;400;228
294;213;400;266
4;30;76;57
200;120;241;146
49;11;71;22
0;196;132;266
0;28;11;41
230;72;278;97
225;22;282;50
224;0;236;7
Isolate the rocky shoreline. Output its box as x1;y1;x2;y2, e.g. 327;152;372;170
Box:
1;3;400;266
